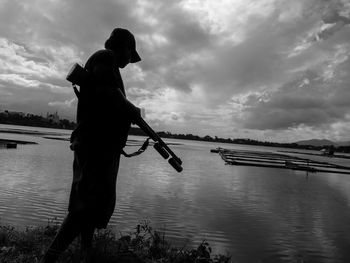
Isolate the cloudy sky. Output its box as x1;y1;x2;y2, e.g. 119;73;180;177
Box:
0;0;350;142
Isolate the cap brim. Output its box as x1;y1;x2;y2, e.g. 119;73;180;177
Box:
130;49;141;63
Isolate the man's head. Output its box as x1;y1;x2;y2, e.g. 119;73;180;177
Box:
105;28;141;68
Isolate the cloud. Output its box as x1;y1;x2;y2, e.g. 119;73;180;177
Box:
0;0;350;141
48;98;76;108
239;51;350;131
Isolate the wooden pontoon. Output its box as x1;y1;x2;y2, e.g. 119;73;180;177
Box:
278;150;350;159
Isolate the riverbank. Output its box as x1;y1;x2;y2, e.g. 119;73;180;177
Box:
0;221;231;263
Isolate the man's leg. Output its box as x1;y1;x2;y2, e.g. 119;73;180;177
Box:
80;224;95;263
40;213;81;263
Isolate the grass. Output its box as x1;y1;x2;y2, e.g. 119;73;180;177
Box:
0;219;232;263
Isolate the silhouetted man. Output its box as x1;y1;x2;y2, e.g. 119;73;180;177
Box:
41;28;141;263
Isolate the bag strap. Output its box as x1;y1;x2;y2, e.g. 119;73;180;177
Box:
121;138;150;158
72;84;80;99
71;83;149;158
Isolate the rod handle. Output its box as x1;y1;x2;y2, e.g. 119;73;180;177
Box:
154;142;170;159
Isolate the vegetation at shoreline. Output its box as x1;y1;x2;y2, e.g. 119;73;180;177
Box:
156;132;350;153
0;220;231;263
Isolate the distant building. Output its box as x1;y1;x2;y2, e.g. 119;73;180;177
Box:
46;111;60;123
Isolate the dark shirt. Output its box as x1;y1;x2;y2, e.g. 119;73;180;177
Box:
71;49;131;150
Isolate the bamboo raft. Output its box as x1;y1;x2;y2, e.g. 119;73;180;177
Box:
211;148;350;175
278;150;350;159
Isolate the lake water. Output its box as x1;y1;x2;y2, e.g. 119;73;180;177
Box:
1;124;350;262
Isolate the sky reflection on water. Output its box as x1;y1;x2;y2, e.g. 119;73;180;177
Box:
1;125;350;262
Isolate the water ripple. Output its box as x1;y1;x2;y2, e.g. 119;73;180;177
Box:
1;130;350;262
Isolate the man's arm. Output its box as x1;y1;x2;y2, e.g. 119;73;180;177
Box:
91;63;141;122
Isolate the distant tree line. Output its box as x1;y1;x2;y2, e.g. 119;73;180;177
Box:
155;131;350;153
335;146;350;153
0;111;76;130
1;111;349;153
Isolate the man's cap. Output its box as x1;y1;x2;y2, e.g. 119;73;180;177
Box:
105;28;141;63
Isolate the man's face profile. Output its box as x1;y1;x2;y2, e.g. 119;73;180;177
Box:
117;46;132;68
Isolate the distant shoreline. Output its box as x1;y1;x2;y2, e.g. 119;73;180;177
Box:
0;126;182;146
2;122;350;153
0;127;65;136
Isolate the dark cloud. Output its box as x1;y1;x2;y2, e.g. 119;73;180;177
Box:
317;13;350;42
130;1;214;92
0;75;74;118
182;14;318;107
1;0;350;140
0;0;138;56
240;63;350;130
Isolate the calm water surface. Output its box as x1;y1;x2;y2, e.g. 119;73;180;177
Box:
1;124;350;262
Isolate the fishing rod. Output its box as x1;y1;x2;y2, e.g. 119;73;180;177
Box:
67;63;183;172
134;114;183;172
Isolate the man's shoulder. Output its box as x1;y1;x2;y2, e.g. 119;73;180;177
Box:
91;49;114;57
86;49;115;66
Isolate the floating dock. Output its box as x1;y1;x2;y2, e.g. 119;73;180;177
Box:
0;142;17;149
212;148;350;175
0;139;37;149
